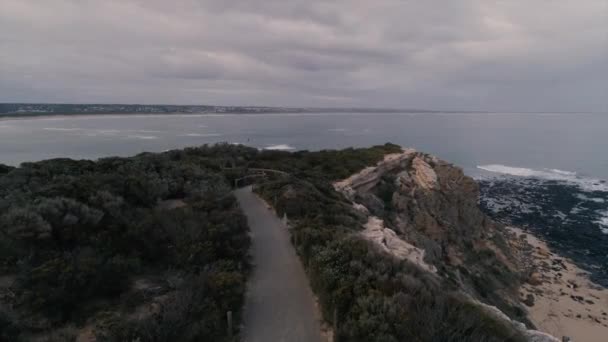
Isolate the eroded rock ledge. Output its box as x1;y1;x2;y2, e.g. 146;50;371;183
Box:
334;147;560;342
361;216;437;273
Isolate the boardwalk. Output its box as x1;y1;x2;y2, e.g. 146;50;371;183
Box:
235;187;324;342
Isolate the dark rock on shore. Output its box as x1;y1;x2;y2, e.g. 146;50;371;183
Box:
523;294;535;307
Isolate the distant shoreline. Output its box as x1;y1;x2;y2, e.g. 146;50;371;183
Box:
0;103;449;118
2;102;604;118
2;110;603;121
0;111;447;120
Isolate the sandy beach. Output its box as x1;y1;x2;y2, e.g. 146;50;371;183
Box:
508;227;608;342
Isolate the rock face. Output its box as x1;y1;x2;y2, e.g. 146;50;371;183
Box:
334;149;416;197
334;148;558;341
476;301;561;342
334;148;515;275
410;156;439;190
360;216;437;273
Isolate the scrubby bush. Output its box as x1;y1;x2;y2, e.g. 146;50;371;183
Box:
0;307;22;342
0;145;251;341
250;143;402;180
0;143;526;341
95;274;243;342
253;146;527;341
0;164;13;174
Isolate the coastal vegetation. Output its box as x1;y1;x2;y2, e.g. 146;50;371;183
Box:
0;146;251;341
252;146;528;341
1;143;527;341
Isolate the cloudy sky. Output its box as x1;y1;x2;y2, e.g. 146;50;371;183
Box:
1;1;606;112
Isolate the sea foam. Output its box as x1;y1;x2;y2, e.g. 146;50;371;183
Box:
263;144;295;151
596;210;608;234
181;133;222;137
477;164;608;192
126;135;158;140
43;127;82;131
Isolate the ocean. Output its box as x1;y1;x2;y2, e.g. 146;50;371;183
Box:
1;112;607;285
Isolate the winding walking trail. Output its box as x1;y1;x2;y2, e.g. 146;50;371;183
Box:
235;186;325;342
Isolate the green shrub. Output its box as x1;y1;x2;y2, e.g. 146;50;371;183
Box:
0;144;252;339
253;145;527;341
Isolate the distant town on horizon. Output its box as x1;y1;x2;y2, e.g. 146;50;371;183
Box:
0;103;447;117
4;103;601;118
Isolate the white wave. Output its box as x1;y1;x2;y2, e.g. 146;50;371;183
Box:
132;129;163;133
477;164;608;192
596;211;608;234
180;133;222;137
570;206;583;215
478;164;567;178
576;194;605;203
171;114;209;118
327;128;349;132
549;169;577;176
126;135;158;140
70;129;120;137
27;117;73;121
263;144;295;151
43;127;82;131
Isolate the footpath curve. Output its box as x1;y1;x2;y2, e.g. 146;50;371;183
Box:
235;186;325;342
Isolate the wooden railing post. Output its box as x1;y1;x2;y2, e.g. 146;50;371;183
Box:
226;310;233;338
334;307;339;342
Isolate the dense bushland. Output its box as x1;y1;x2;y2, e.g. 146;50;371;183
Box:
1;143;527;341
0;145;251;342
249;143;403;180
253;148;527;342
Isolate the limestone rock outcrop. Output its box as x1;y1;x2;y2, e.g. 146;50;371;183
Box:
333;148;416;198
334;147;559;342
361;216;437;273
334;148;513;274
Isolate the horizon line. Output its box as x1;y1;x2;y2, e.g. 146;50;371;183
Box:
1;102;606;115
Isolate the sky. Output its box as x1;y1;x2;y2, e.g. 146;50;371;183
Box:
1;0;607;112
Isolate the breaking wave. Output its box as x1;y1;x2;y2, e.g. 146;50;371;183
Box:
43;127;82;131
477;164;608;192
126;135;158;140
477;165;608;285
263;144;295;151
597;210;608;235
180;133;222;137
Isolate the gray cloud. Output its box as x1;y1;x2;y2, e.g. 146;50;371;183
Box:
0;0;606;111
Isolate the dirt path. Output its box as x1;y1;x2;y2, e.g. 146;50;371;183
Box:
235;186;325;342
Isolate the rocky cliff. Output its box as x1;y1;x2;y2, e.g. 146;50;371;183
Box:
334;148;559;341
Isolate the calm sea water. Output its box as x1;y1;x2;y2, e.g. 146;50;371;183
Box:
1;112;607;176
1;112;607;284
